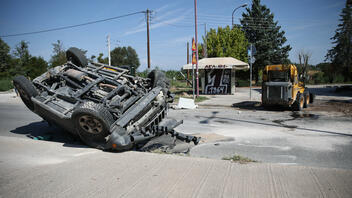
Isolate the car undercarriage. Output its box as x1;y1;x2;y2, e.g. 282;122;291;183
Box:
13;47;199;151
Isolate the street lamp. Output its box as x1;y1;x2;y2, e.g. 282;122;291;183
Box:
232;3;247;27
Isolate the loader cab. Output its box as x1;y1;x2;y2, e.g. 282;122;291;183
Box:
262;64;303;106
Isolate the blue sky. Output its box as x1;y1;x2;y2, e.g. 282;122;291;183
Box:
0;0;345;71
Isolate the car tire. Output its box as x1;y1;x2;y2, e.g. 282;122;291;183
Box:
72;102;114;149
13;75;38;111
148;70;170;88
292;92;304;111
148;69;170;93
304;91;310;108
66;47;88;67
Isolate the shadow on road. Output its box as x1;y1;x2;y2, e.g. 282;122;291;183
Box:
231;101;290;112
10;121;87;148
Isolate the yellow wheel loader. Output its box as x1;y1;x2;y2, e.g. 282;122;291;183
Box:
262;64;314;111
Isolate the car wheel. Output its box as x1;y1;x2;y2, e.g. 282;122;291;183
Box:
66;47;88;67
148;70;169;89
72;102;114;149
13;75;38;111
148;69;170;95
292;93;304;111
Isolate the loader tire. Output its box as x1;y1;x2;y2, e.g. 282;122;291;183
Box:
72;102;114;150
304;92;310;108
292;93;304;111
309;93;315;103
13;75;38;111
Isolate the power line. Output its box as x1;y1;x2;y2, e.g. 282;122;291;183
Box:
1;11;145;38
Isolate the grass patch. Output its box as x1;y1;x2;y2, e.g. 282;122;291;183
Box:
222;155;257;164
194;96;208;103
0;78;13;91
170;80;189;88
169;79;208;103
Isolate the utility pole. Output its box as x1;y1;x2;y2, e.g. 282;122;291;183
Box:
204;23;207;58
187;42;190;86
107;34;111;66
194;0;199;97
146;9;151;69
249;44;252;101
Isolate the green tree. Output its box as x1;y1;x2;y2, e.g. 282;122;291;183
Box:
316;62;335;83
325;0;352;81
0;38;11;78
97;53;108;64
90;55;96;62
50;40;66;67
10;40;48;79
11;40;31;76
241;0;291;83
26;56;48;80
199;26;248;62
110;46;140;70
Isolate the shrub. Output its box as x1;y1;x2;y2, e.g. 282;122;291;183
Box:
312;72;328;84
333;74;344;83
0;78;14;91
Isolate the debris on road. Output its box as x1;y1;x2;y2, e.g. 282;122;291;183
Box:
177;97;197;109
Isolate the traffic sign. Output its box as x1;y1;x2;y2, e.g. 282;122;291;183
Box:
247;44;256;55
250;56;256;64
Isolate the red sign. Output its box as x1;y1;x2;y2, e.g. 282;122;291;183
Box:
192;38;196;52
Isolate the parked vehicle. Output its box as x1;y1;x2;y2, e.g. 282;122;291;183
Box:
13;47;199;151
262;64;314;111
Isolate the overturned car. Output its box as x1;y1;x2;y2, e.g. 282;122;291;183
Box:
13;47;199;151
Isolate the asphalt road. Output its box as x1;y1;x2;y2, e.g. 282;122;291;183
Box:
168;86;352;169
1;86;352;169
1;87;352;197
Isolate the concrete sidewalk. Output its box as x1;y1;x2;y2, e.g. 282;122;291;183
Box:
198;87;262;107
0;136;351;198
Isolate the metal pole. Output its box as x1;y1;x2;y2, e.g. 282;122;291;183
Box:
146;9;151;69
194;0;199;97
232;4;247;27
192;58;195;100
187;42;190;86
204;23;207;58
107;34;111;66
250;44;252;100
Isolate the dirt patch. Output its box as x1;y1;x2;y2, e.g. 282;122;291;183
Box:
308;99;352;116
272;112;320;129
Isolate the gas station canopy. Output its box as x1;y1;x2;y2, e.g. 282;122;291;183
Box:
182;57;249;70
